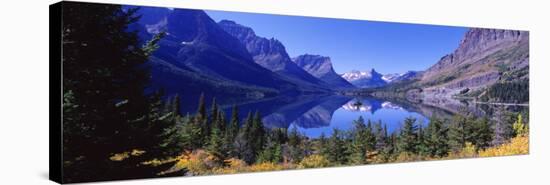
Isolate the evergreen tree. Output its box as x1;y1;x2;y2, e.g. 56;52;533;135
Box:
317;132;329;158
472;117;493;149
171;94;180;115
273;142;283;163
207;108;225;158
143;93;187;159
425;116;449;157
327;128;349;164
235;111;255;163
196;93;209;146
374;121;387;150
250;111;266;158
257;131;283;163
303;137;314;157
415;126;429;156
288;125;304;163
492;107;514;146
257;143;282;163
197;93;207;121
218;111;227;134
397;117;418;154
223;105;240;157
271;128;288;144
157;94;187;155
366;120;376;151
288;125;301;147
350;116;369;164
379;132;397;162
482;81;529;103
61;3;177;182
179;115;202;150
207;123;223;158
230;105;240;137
141;31;166;56
136;92;183;176
448;115;469;151
210;97;219;129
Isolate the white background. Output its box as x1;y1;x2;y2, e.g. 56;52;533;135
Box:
0;0;548;184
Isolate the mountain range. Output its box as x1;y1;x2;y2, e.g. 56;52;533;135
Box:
131;7;356;98
340;69;419;88
217;20;332;91
346;28;528;106
130;6;528;104
133;8;298;97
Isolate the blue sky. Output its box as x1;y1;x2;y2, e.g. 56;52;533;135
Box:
206;10;468;74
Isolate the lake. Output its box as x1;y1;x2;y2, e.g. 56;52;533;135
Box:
295;98;428;138
177;93;480;138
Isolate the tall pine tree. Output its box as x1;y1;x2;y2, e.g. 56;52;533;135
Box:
374;120;387;150
223;105;240;157
397;117;418;154
425;116;449;157
472;117;493;149
327;128;349;164
448;115;470;151
61;2;178;182
350;116;369;164
195;93;209;146
287;125;304;163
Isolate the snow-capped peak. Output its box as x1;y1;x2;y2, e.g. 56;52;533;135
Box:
341;69;378;81
382;73;400;83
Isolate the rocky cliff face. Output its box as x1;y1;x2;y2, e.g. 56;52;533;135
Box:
418;28;529;98
218;20;330;91
218;20;287;70
293;54;356;89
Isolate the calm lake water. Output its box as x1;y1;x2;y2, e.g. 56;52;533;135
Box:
177;94;466;138
295;98;428;138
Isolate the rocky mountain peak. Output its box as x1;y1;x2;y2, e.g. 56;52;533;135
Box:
293;54;355;89
422;28;529;85
293;54;335;75
218;20;331;90
418;28;529;101
453;28;527;62
218;20;291;58
218;20;256;41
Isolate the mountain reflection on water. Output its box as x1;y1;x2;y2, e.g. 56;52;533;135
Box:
177;93;520;138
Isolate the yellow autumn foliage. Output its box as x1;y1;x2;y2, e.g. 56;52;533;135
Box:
512;114;528;136
479;135;529;157
109;149;145;161
166;135;528;176
174;150;222;175
211;158;247;174
211;161;290;174
394;152;431;162
247;162;285;172
298;155;330;169
446;142;477;159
